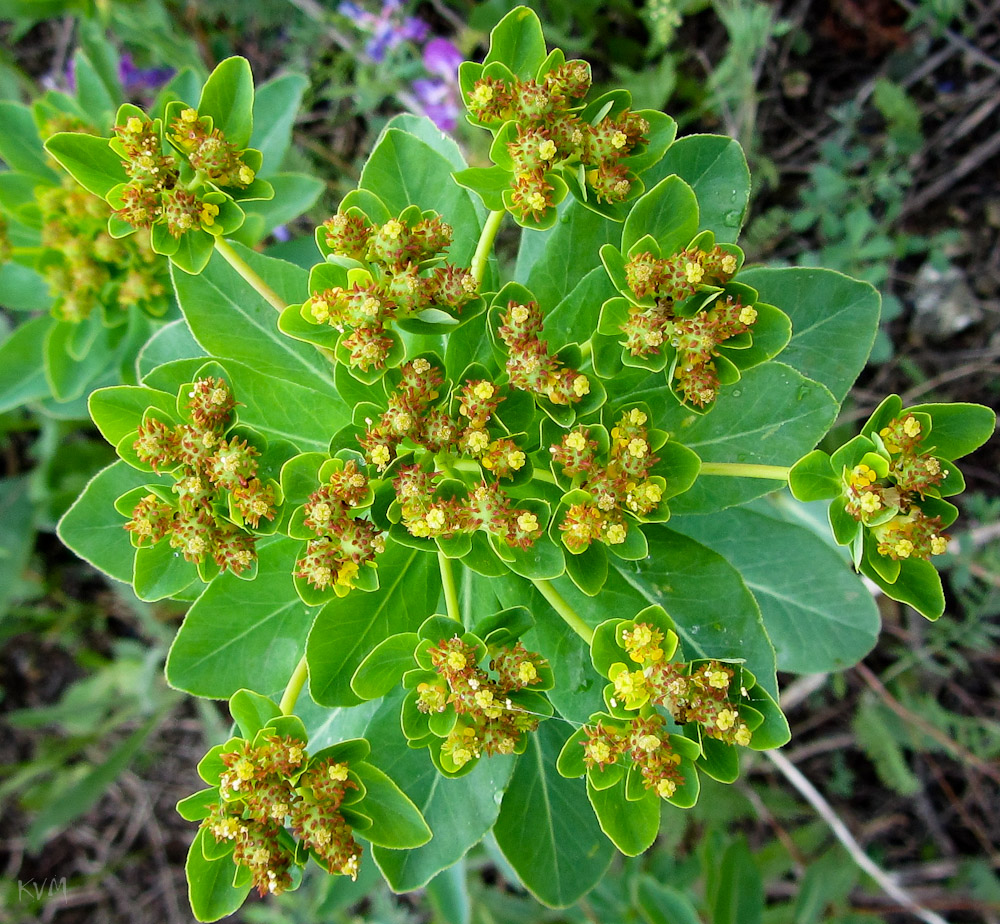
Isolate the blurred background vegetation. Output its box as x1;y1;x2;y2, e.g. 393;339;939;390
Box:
0;1;998;922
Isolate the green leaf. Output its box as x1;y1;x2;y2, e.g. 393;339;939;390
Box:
365;694;516;891
711;839;764;924
647;134;750;241
738;268;881;404
671;508;880;673
382;113;477;176
631;362;839;515
170;245;335;388
229;689;281;739
169;228;215;275
0;315;53;412
359;129;483;267
424;860;471;924
176;787;218;823
0;261;52;312
250;73;307;171
483;6;548;80
352;762;431;848
198;56;254;149
186;829;252;922
622;175;699;257
44;132;126;198
166;537;311;698
351;632;420;700
0;476;33;620
637;877;702;924
906;402;996;460
133;541;198;601
789;449;840;501
88;385;178;447
307;543;439;707
556;525;778;698
861;553;945;621
43;315;118;403
137;319;207;377
520;199;619;310
0;101;59;183
493;722;614;907
586;776;659;856
453;165;511;212
72;49;116;124
57;461;171;583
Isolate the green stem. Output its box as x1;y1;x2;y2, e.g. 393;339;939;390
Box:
187;169;208;191
532;579;593;644
699;461;791;481
439;551;462;624
470;209;506;286
214;236;287;312
279;655;309;715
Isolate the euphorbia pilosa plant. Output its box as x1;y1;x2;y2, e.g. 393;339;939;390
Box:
49;8;994;919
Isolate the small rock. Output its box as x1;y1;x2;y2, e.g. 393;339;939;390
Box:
911;262;983;340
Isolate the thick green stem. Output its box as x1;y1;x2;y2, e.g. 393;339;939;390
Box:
532;579;593;644
699;461;791;481
279;655;309;715
439;551;462;624
214;236;287;312
470;209;506;286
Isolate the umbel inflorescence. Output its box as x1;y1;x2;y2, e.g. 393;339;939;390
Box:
297;204;482;373
122;374;280;578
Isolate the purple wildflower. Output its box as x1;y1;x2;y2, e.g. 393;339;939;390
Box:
413;38;462;130
341;0;431;62
118;54;174;94
423;37;462;78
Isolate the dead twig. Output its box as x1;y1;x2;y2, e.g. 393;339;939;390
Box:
766;748;951;924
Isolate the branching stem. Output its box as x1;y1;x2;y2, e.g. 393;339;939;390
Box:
470;209;506;286
439;551;462;624
214;236;287;313
279;655;309;715
699;461;791;481
532;579;593;644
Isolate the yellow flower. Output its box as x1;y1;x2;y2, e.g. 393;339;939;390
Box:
200;201;220;227
627;437;648;459
517;511;539;534
605;523;627;545
327;762;349;781
715;708;738;731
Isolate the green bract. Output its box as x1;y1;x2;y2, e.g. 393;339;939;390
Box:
42;7;993;919
789;394;994;619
